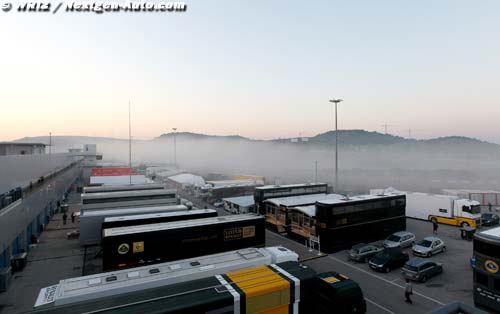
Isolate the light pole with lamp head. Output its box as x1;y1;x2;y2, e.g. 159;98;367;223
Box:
329;98;343;192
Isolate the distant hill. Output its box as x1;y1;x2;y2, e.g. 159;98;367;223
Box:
156;132;251;141
310;130;408;145
273;130;500;150
12;131;500;152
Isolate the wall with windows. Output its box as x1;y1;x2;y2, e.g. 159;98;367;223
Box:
0;163;81;267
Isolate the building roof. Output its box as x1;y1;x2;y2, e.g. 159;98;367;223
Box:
89;175;146;186
91;167;138;176
443;189;500;194
222;195;255;208
207;179;263;188
168;173;205;187
317;193;402;205
292;205;316;217
265;193;343;207
477;226;500;240
255;182;327;190
0;142;46;146
0;153;78;195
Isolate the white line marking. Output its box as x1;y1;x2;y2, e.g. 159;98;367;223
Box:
392;278;401;283
365;297;397;314
327;255;445;306
266;230;445;306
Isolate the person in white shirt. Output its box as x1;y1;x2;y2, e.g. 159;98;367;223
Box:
405;279;413;304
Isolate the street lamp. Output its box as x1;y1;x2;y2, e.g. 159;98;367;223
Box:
329;98;343;192
172;128;177;168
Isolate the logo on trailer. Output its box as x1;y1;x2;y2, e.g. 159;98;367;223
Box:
133;241;144;253
118;243;130;255
485;260;499;274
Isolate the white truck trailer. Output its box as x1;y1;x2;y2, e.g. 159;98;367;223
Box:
79;204;189;246
371;188;482;228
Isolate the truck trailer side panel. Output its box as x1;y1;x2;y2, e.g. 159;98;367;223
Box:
102;215;266;271
405;193;454;220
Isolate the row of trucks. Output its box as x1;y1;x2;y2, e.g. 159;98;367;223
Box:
32;182;367;313
371;188;482;228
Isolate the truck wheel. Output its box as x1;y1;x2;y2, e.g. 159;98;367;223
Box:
461;222;469;228
385;267;391;273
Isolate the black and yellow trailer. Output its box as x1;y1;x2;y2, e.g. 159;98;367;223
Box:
102;214;265;271
32;261;366;314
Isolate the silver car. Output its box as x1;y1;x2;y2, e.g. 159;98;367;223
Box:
383;231;415;249
412;236;446;257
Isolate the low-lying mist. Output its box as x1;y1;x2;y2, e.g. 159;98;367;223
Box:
48;136;500;194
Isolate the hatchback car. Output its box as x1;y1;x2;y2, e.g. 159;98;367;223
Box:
412;236;446;257
481;213;499;226
402;258;443;282
383;231;415;249
368;248;409;273
348;243;384;262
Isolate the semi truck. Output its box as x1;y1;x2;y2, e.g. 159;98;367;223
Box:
371;188;482;228
406;192;481;228
34;260;366;314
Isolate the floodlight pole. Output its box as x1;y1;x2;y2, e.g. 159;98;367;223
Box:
329;99;343;192
172;128;177;168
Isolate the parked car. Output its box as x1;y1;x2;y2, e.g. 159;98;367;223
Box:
412;236;446;257
402;258;443;282
481;213;499;226
368;248;409;273
348;243;384;262
383;231;416;249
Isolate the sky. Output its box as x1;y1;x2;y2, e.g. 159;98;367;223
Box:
1;0;499;142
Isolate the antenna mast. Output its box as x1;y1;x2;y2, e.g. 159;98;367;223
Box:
128;99;132;184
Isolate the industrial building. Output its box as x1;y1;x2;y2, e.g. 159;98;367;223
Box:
222;195;255;214
0;142;46;156
0;144;100;278
89;167;147;186
443;189;500;211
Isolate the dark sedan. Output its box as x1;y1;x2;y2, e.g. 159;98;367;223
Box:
348;244;384;262
402;258;443;282
481;213;499;226
368;248;409;273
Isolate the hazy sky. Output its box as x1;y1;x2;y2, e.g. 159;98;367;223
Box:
1;1;499;142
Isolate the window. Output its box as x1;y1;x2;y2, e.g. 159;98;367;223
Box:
470;205;481;214
475;271;489;287
494;278;500;292
474;239;500;259
463;206;472;214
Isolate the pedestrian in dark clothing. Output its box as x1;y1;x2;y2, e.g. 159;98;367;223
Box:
405;279;413;304
433;220;438;235
488;203;493;212
63;213;67;225
71;212;75;223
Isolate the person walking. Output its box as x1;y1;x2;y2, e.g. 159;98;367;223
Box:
405;279;413;304
63;212;67;225
433;220;438;235
488;202;493;212
71;212;75;224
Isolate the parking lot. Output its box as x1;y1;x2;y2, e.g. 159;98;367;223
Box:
266;218;479;314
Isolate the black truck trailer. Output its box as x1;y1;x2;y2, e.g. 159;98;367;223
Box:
102;214;265;271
